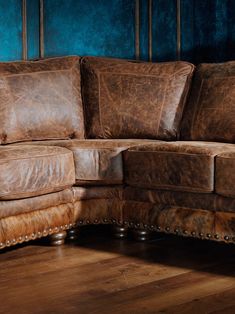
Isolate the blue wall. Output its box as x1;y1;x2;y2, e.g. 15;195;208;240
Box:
0;0;235;63
44;0;135;59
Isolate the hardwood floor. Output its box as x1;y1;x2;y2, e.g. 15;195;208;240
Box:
1;226;235;314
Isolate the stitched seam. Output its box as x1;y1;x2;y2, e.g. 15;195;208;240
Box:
0;151;71;163
0;184;73;198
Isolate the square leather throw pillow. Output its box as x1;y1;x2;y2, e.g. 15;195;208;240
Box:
81;56;194;140
0;56;85;144
181;62;235;143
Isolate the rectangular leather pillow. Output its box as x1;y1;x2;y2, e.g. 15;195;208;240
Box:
81;56;194;140
181;61;235;143
0;56;85;144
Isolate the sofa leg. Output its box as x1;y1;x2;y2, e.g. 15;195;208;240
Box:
67;228;80;241
112;225;128;239
132;228;151;241
49;231;67;246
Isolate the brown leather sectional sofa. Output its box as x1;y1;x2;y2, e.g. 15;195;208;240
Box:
0;55;234;250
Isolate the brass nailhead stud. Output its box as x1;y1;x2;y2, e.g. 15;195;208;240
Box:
183;230;188;234
12;239;16;243
0;243;4;247
175;229;179;233
207;234;212;238
199;233;203;237
79;220;83;225
69;223;73;228
191;231;196;236
37;232;41;236
157;226;161;231
150;225;154;229
166;227;170;232
144;224;148;229
214;234;219;239
94;219;98;223
86;220;90;224
224;236;229;241
124;221;128;225
6;240;10;246
65;224;68;229
112;219;116;223
25;236;28;240
103;218;108;223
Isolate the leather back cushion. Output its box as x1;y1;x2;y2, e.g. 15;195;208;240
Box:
0;56;85;144
181;62;235;143
81;57;194;140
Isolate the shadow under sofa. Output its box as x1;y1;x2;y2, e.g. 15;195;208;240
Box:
0;55;234;250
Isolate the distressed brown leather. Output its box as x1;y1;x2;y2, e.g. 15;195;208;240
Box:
0;200;74;247
72;186;123;200
0;188;73;219
181;62;235;143
81;56;194;140
73;198;123;225
123;200;235;242
0;56;85;144
16;139;157;184
0;145;75;200
124;187;235;213
124;141;235;193
216;152;235;198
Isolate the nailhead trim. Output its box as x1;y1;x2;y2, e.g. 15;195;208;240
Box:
0;218;234;249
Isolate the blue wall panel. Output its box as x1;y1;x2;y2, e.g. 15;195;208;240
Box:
44;0;135;59
1;0;235;63
0;0;22;61
140;0;149;61
27;0;40;60
152;0;177;62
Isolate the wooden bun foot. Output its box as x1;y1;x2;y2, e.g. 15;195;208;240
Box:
113;225;128;239
49;231;67;246
67;228;80;241
132;229;151;241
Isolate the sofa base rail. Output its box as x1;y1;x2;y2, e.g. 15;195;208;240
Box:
2;196;235;250
2;216;235;250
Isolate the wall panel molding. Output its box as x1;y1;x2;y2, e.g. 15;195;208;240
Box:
148;0;152;61
177;0;181;60
22;0;27;60
135;0;140;60
39;0;44;58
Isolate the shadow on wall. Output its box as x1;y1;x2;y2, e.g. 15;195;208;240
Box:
180;40;235;65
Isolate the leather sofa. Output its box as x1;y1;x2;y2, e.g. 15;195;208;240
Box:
0;55;234;250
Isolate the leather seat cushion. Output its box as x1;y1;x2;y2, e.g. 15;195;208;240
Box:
81;56;194;140
216;152;235;198
124;141;235;193
0;145;75;200
16;139;157;185
0;188;73;219
124;187;235;213
0;56;85;144
181;62;235;143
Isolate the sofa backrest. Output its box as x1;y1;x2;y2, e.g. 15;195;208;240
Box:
81;56;194;140
0;56;85;144
181;62;235;143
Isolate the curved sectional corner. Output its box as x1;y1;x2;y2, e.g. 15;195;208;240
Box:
0;56;234;250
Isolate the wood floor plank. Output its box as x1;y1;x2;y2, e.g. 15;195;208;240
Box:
0;227;235;314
